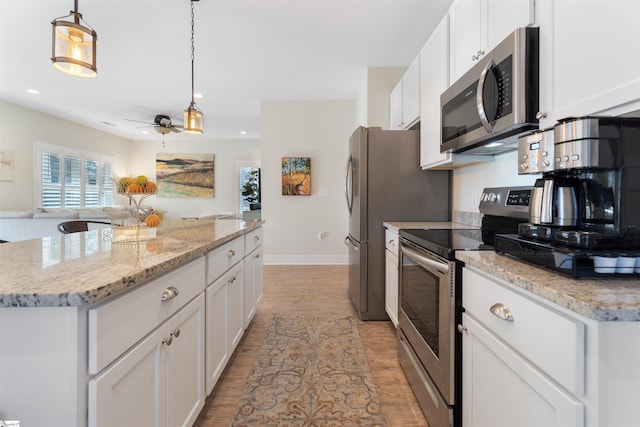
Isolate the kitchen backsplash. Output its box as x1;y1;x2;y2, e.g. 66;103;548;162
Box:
453;210;481;227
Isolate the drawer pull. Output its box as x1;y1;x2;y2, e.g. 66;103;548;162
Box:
171;328;181;338
228;249;236;257
490;303;514;321
388;239;395;246
254;235;260;241
160;286;179;302
255;253;261;259
163;336;173;346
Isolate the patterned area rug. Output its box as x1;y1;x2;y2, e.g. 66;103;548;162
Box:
231;315;387;427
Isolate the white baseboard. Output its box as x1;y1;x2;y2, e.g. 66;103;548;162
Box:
264;254;348;265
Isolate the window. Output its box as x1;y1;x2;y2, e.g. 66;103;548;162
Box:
237;161;261;214
36;142;115;209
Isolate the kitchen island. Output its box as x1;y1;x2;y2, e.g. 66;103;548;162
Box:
0;218;263;427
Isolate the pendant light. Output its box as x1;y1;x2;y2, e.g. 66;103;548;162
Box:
184;0;204;134
51;0;97;78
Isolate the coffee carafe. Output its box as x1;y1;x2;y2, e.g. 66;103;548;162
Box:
529;175;579;227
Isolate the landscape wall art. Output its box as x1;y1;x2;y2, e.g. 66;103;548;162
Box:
282;157;311;196
156;153;215;198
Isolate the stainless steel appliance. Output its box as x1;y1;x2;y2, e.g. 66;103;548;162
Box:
398;187;531;427
344;126;450;320
440;27;539;155
496;116;640;277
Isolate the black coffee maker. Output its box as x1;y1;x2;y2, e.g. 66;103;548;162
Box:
497;116;640;277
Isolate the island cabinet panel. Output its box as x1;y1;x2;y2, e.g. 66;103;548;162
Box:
88;256;205;374
89;294;205;427
384;228;399;327
244;228;264;328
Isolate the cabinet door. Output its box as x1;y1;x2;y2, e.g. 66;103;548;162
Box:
462;313;584;427
486;0;534;52
420;15;452;168
244;246;264;329
402;56;420;128
89;323;164;427
227;264;245;353
537;0;640;127
384;249;399;327
166;295;205;427
450;0;483;81
206;278;228;394
390;80;403;129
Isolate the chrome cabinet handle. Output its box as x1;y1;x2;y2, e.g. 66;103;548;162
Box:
457;324;467;333
228;249;236;257
171;328;180;338
388;239;395;246
536;111;547;120
490;303;514;321
163;336;173;346
160;286;179;301
254;235;260;241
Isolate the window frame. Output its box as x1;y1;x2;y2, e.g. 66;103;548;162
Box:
34;141;115;209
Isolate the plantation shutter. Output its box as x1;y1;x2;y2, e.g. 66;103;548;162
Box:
64;156;82;208
101;161;114;206
41;152;62;208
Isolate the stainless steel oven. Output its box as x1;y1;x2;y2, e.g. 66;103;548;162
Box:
397;187;532;427
398;232;467;427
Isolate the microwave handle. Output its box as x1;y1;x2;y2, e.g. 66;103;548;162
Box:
476;59;496;133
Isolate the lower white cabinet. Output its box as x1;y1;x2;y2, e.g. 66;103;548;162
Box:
384;228;399;327
462;312;584;427
89;294;206;427
244;245;263;328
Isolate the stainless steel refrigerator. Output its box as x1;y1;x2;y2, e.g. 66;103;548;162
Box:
344;127;451;320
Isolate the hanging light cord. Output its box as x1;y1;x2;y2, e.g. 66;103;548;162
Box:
190;0;196;105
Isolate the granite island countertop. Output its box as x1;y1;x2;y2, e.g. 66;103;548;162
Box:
0;218;263;308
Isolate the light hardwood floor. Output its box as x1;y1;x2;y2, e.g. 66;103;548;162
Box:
193;265;429;427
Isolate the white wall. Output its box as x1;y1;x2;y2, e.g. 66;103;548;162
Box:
261;100;356;264
452;150;538;213
0;100;132;211
128;139;260;220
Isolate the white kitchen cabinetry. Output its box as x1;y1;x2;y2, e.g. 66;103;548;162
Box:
461;266;640;427
449;0;534;82
390;56;420;130
89;294;205;427
88;257;207;427
536;0;640;128
205;236;245;394
244;227;264;328
384;228;399;327
420;14;490;170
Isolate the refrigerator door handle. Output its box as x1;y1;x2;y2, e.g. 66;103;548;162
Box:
345;154;354;214
344;236;359;251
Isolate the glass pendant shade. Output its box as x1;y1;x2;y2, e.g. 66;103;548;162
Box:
184;102;204;134
52;15;97;78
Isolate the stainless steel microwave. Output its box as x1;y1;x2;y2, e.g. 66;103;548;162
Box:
440;27;539;155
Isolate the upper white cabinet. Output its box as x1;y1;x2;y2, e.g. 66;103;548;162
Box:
420;14;491;170
536;0;640;128
450;0;535;81
390;56;421;130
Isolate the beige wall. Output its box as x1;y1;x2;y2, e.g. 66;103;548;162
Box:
128;139;260;220
261;100;355;264
0;100;132;211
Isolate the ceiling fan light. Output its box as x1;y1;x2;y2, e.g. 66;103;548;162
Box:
51;6;97;78
184;102;204;134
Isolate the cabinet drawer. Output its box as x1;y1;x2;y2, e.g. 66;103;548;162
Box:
245;227;263;254
385;229;399;257
206;237;245;284
88;257;205;374
463;268;585;395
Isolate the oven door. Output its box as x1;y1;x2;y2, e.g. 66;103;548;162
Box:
399;238;457;405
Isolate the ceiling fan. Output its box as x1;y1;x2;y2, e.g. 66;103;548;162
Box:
125;114;183;134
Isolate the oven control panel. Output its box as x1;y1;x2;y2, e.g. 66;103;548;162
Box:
479;186;531;219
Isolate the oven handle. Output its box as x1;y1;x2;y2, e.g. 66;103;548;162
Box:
401;244;449;274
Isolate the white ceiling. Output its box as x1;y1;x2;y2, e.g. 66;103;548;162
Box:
0;0;451;142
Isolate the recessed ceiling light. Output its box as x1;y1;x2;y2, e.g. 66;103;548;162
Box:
240;130;247;135
194;93;204;99
27;89;40;95
141;130;149;135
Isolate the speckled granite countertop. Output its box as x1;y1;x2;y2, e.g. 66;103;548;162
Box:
457;251;640;322
0;218;263;308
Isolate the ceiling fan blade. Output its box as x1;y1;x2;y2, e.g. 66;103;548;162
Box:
169;127;182;133
124;118;155;125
